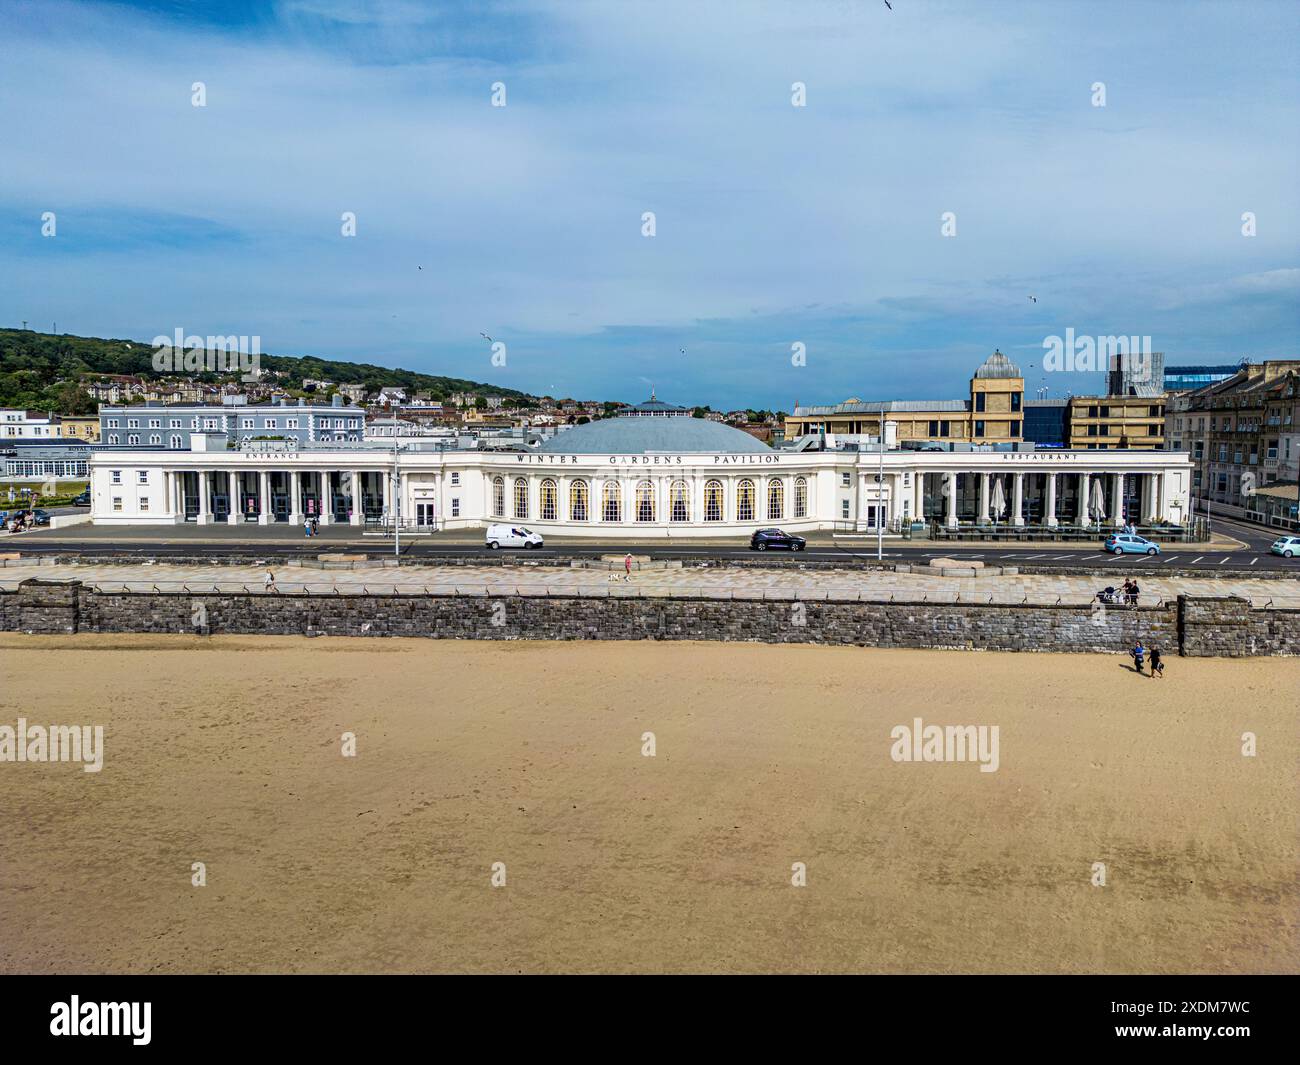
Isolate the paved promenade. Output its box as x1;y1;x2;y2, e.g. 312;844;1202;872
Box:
3;562;1296;607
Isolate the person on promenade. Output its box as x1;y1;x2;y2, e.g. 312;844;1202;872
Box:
624;553;633;582
1149;648;1164;678
1131;641;1145;674
304;518;312;537
1127;579;1141;607
264;570;276;592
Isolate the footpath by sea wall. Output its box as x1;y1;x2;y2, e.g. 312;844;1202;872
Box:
2;579;1294;656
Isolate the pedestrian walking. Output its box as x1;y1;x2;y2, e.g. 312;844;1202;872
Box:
624;553;633;582
1128;579;1141;607
304;518;312;537
1149;648;1164;678
264;570;276;592
312;517;320;536
1130;641;1145;674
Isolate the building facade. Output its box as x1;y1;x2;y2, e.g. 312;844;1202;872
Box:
1168;361;1300;506
88;400;1194;533
785;351;1026;445
97;397;364;450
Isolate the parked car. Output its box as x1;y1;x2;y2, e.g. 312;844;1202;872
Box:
1104;532;1160;555
485;524;544;549
750;528;807;551
72;489;91;506
31;509;51;526
1269;535;1300;559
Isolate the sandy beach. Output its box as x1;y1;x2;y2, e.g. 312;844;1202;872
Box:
0;634;1295;974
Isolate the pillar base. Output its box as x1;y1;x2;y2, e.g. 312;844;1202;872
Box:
1045;517;1059;528
258;514;271;526
196;514;213;525
1012;518;1025;527
226;514;239;526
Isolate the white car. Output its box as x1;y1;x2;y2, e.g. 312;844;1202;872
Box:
485;524;544;550
1270;535;1300;558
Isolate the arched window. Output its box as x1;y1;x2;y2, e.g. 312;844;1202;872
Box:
635;480;655;522
513;477;528;519
669;479;689;522
539;478;558;520
737;478;756;522
602;481;621;522
492;476;505;517
794;476;808;519
569;479;589;521
704;479;724;522
767;478;784;520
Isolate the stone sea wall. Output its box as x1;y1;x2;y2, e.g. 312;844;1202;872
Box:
2;579;1294;656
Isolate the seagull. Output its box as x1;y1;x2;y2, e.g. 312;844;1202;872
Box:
679;348;686;356
884;0;892;8
417;266;422;270
1028;295;1037;303
480;333;493;343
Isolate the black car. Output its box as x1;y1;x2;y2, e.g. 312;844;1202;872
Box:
72;489;91;506
750;528;806;551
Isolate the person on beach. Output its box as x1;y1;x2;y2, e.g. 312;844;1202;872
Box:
1131;641;1145;674
1149;648;1164;678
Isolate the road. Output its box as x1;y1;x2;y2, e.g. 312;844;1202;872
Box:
7;514;1299;571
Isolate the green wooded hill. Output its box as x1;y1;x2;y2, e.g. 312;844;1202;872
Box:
0;328;536;414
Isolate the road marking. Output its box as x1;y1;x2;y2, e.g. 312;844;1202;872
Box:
1218;557;1230;565
1250;556;1258;565
1191;556;1205;563
1163;556;1179;563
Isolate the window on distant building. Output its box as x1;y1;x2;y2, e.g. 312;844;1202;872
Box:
737;479;755;522
794;476;808;518
975;393;986;412
540;478;558;520
842;499;850;518
602;481;622;522
669;480;689;522
111;470;122;484
570;479;589;521
767;478;784;520
974;421;985;438
450;472;459;486
451;498;459;517
492;476;505;517
635;480;655;522
841;472;851;487
1011;392;1022;412
704;479;724;522
128;434;139;445
112;496;123;512
1010;420;1020;436
513;477;528;519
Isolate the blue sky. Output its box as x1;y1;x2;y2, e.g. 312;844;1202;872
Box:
2;0;1297;408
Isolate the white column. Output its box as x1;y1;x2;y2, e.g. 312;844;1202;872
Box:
258;469;271;525
350;471;363;525
320;472;334;525
1148;472;1163;523
381;469;391;523
978;472;991;523
1012;471;1025;526
1111;472;1125;528
945;471;958;527
197;471;210;524
1045;472;1058;527
1078;472;1090;525
290;471;302;525
227;471;240;524
913;471;925;522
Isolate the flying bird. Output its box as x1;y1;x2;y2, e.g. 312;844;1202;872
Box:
480;333;493;343
884;0;892;8
1028;295;1037;303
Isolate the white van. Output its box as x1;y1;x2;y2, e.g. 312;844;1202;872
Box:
485;524;544;550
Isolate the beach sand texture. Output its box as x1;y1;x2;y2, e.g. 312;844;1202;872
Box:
1;635;1295;974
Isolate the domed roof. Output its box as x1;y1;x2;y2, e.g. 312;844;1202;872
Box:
974;349;1022;379
537;414;771;454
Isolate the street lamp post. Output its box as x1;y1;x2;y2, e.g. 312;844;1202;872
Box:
877;409;885;561
392;406;401;560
